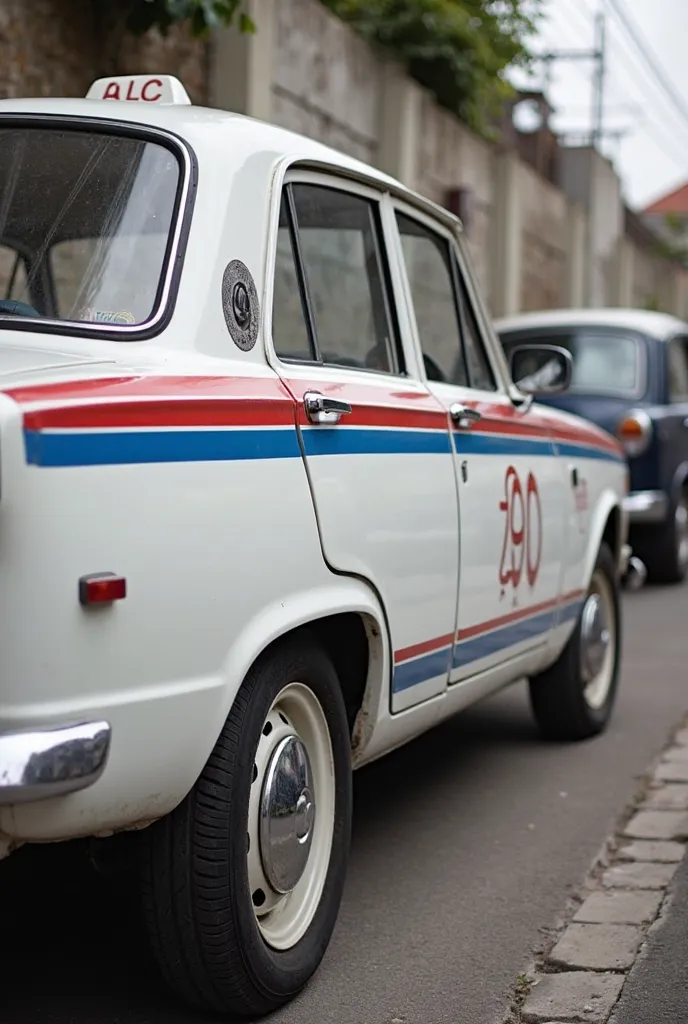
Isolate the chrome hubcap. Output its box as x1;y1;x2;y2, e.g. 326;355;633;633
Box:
259;735;315;894
580;592;610;683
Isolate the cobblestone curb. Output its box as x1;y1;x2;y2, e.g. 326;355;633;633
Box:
503;715;688;1024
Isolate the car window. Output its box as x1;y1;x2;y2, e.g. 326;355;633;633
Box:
499;329;640;395
454;263;496;391
276;183;399;373
272;196;313;362
0;127;180;328
0;244;28;302
668;337;688;402
396;213;468;386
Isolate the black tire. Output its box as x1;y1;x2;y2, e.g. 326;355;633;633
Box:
140;632;352;1018
529;542;621;742
635;491;688;585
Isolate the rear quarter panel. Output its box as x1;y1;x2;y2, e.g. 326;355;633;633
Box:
0;369;388;843
538;404;626;646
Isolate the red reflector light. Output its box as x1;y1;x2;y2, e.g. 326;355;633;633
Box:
79;573;127;605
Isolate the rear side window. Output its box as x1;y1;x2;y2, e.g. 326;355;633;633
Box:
499;328;642;395
272;183;401;374
0;126;182;330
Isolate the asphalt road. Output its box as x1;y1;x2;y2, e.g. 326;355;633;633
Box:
3;580;688;1024
610;844;688;1024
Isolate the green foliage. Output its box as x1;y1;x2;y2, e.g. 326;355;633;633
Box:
94;0;254;39
99;0;539;132
319;0;542;131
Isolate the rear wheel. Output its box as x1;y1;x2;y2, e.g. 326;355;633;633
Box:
141;634;352;1018
529;542;620;741
637;491;688;585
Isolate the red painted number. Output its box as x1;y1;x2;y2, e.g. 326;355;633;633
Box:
499;466;542;594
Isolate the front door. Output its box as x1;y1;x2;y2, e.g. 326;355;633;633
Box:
393;206;568;684
267;174;460;712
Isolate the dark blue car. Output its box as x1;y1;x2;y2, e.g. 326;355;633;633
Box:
496;309;688;584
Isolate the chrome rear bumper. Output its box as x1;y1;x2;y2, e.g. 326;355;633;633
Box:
0;721;110;804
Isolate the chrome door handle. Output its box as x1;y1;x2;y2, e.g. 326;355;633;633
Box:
449;403;482;430
304;391;352;425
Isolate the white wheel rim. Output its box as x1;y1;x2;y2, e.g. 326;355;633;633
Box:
580;568;616;710
247;682;335;951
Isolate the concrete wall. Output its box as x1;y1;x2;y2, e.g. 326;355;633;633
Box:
1;0;684;321
414;94;495;300
519;163;568;312
271;0;382;165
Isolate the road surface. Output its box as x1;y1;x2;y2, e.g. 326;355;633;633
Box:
4;581;687;1024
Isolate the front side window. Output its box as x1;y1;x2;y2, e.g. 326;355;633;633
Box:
0;125;181;331
499;328;642;396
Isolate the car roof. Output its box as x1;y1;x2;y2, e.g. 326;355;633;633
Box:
0;96;461;233
493;307;688;341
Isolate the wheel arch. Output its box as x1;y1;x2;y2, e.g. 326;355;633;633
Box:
216;580;390;769
585;490;625;583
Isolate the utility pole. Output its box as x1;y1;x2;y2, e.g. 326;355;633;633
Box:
536;8;606;149
591;9;607;147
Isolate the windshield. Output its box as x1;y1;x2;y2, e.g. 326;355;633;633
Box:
0;125;181;331
499;328;643;396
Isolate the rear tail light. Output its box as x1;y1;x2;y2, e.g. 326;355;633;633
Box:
616;409;652;457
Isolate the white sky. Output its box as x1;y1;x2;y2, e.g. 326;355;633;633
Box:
509;0;688;210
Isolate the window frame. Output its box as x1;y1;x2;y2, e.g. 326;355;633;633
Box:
391;197;503;394
269;172;405;378
0;114;197;342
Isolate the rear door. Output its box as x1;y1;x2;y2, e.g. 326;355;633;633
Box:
267;172;460;712
392;205;568;684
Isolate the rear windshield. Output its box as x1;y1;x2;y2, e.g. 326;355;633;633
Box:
0;125;182;333
499;328;643;396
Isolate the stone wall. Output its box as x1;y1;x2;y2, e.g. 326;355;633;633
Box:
0;0;208;104
414;94;494;301
271;0;382;165
519;163;568;311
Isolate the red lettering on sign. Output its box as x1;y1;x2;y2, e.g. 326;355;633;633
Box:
141;78;163;102
103;82;121;100
499;466;542;596
126;80;139;101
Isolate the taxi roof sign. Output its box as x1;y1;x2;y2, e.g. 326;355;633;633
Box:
86;75;192;105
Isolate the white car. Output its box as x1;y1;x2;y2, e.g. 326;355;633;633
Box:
0;74;627;1018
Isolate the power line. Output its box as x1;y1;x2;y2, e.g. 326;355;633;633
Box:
606;0;688;133
602;19;688;166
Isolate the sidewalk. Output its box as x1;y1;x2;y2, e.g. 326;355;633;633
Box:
609;850;688;1024
507;719;688;1024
